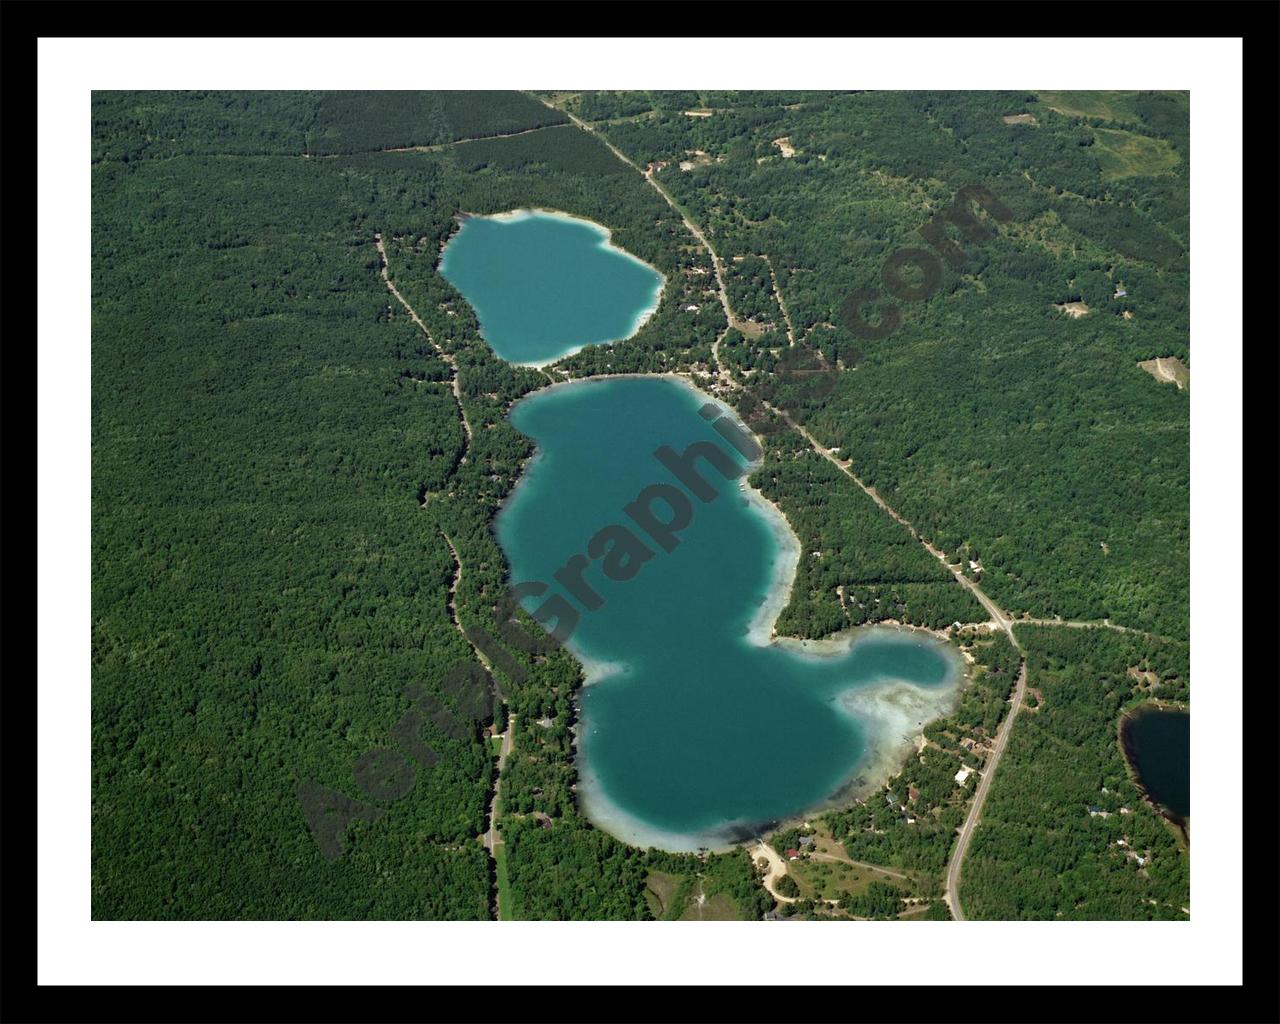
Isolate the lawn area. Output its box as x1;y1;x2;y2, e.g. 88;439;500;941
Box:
678;892;738;921
494;843;512;921
780;824;922;904
644;870;682;919
1035;90;1145;123
789;855;907;903
644;869;742;920
1092;128;1180;179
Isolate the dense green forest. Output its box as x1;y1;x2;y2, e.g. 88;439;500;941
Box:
960;626;1189;919
92;91;762;920
733;405;986;636
309;90;569;155
93;89;1189;921
560;89;1189;639
91;144;494;917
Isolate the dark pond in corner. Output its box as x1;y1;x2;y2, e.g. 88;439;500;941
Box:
1123;708;1189;820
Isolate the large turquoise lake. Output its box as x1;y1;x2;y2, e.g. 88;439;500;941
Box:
496;377;964;850
438;209;664;366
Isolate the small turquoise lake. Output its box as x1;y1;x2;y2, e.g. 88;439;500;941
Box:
438;209;664;366
496;377;963;850
442;211;967;850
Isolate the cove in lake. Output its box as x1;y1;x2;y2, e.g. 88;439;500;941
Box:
438;209;664;367
1122;707;1189;822
496;376;965;851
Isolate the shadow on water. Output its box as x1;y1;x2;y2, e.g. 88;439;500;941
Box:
1120;705;1190;845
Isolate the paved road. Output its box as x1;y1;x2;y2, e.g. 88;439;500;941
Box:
532;96;1042;922
944;661;1027;920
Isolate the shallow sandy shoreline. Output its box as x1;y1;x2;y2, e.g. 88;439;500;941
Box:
496;373;970;852
575;627;967;855
444;208;667;369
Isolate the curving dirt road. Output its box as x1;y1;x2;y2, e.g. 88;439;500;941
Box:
747;841;797;904
375;233;472;451
527;96;1065;923
484;716;515;854
760;253;796;345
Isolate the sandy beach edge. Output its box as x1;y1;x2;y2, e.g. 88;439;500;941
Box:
493;373;971;852
441;208;668;369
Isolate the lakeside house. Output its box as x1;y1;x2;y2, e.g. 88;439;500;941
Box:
785;848;800;861
798;835;815;849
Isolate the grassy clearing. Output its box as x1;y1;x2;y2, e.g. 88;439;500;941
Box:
789;856;908;903
644;870;679;918
1035;90;1144;123
645;869;744;920
782;825;922;905
1138;357;1189;390
678;892;738;920
494;843;512;920
1093;128;1180;180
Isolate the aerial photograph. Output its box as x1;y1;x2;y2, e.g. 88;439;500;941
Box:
91;88;1191;924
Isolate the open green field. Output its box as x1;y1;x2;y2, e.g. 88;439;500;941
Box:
1034;90;1148;123
788;856;907;903
645;869;747;920
678;892;738;920
644;870;685;919
1093;127;1180;179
